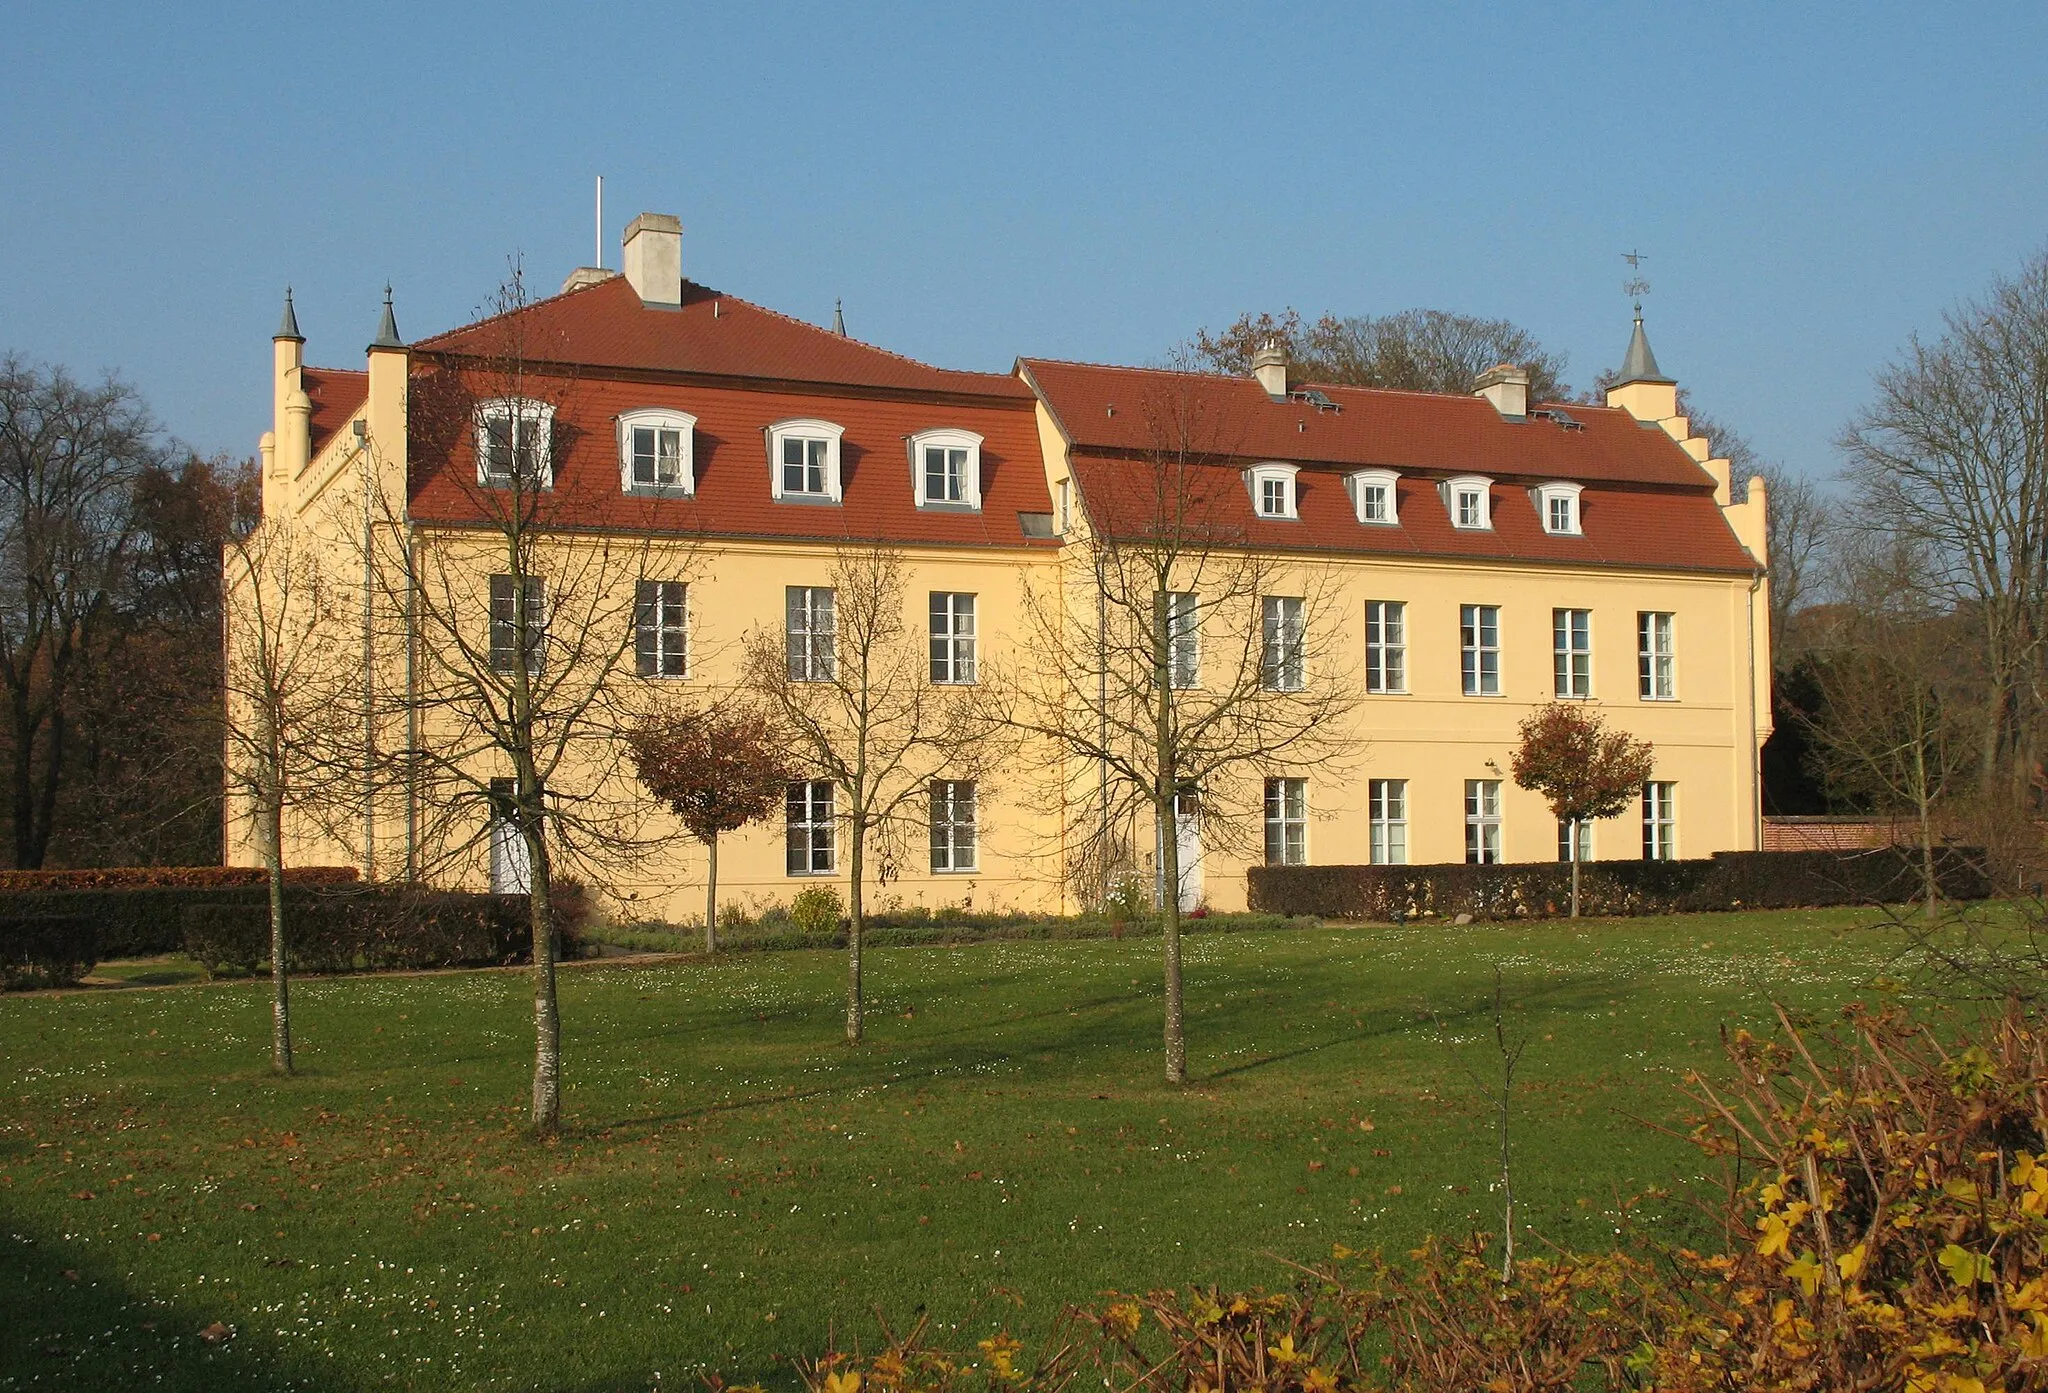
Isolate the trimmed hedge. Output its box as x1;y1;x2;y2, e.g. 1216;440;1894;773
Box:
0;916;99;990
0;865;358;892
1246;847;1992;922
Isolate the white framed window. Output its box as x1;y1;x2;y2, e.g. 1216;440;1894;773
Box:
1534;481;1584;535
488;573;545;674
1365;600;1406;693
1263;777;1307;866
1368;779;1408;864
1440;474;1493;530
786;586;836;681
1055;478;1072;533
1553;608;1592;698
1261;595;1305;691
1245;462;1300;520
617;408;696;493
1165;591;1199;689
634;580;687;678
786;780;836;875
1638;612;1676;700
930;779;977;872
476;398;555;489
907;428;984;510
1642;782;1677;860
488;776;532;894
1347;469;1399;525
766;418;846;503
929;592;977;684
1558;817;1593;863
1460;604;1500;696
1465;779;1502;864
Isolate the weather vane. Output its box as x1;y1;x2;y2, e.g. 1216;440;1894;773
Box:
1622;250;1650;315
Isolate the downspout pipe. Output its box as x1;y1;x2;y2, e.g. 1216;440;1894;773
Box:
1747;565;1765;851
354;420;376;880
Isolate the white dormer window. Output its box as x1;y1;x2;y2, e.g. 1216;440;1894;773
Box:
1347;469;1400;525
766;419;846;503
1245;462;1300;520
1534;481;1584;535
1441;475;1493;530
906;428;984;510
476;398;556;489
617;408;696;494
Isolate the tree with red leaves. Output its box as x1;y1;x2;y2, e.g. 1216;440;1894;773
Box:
1510;702;1655;917
626;703;795;952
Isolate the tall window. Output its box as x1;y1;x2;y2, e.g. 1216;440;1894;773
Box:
1557;818;1593;863
781;435;829;496
1642;782;1677;860
1261;596;1305;691
930;779;977;872
488;573;545;674
1553;608;1592;698
1165;591;1200;689
786;586;836;681
634;580;687;678
1264;777;1307;865
929;592;977;684
786;781;835;875
477;399;554;488
1465;779;1502;864
1638;612;1676;700
1365;601;1406;694
1461;604;1500;696
1368;779;1408;864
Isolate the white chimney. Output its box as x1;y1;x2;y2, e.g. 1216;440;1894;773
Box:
1251;339;1289;399
622;213;683;307
1473;362;1530;418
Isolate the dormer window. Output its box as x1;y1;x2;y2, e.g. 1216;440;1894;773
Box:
1347;469;1400;525
617;408;696;494
1245;462;1300;520
906;428;984;510
766;419;845;503
1441;475;1493;530
476;398;555;489
1534;481;1584;535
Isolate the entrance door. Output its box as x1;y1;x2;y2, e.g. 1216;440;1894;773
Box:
1173;786;1203;913
488;778;532;895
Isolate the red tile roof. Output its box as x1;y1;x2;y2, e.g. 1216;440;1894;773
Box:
416;274;1032;401
301;368;366;455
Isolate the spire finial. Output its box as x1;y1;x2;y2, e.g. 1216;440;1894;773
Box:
833;298;847;336
276;286;304;342
1622;249;1650;318
369;284;404;351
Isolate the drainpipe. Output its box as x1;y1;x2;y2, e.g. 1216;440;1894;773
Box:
1747;566;1764;850
1096;560;1109;905
355;420;376;880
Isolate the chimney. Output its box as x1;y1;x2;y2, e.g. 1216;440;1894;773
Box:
622;213;683;307
1251;339;1289;400
1473;363;1530;418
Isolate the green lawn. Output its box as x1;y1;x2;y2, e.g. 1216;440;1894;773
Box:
1;909;1918;1390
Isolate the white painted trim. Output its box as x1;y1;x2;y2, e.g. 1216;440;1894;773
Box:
1346;468;1400;525
1244;461;1301;520
1440;474;1494;530
474;398;556;489
765;418;846;503
1532;479;1585;535
616;408;697;494
906;427;985;510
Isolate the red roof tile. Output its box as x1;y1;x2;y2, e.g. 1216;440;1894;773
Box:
301;368;366;455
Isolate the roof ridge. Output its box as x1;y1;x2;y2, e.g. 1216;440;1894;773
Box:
725;286;1019;384
302;365;367;378
412;270;628;351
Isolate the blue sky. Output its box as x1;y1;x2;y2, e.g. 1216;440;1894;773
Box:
4;2;2044;481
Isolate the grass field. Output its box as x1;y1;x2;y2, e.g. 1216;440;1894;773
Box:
0;908;1927;1390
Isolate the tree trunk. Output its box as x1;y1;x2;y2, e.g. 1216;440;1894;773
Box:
29;704;65;870
1914;740;1940;920
525;806;560;1138
846;821;864;1044
264;777;292;1075
703;832;718;954
1158;785;1185;1085
1569;818;1581;919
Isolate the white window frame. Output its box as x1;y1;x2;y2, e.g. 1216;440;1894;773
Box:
1460;603;1501;697
1263;777;1308;866
1347;468;1400;525
766;418;846;503
1638;611;1677;701
928;592;977;684
1553;607;1593;699
1165;590;1200;690
906;428;984;510
488;573;546;675
1365;600;1406;694
634;579;688;678
475;398;556;489
1245;462;1300;520
930;779;978;873
1260;595;1305;692
1440;474;1493;530
1534;480;1584;535
786;586;836;682
1558;817;1594;863
1465;779;1503;864
1642;782;1677;860
1055;478;1072;533
616;408;696;494
1368;779;1408;865
787;780;836;876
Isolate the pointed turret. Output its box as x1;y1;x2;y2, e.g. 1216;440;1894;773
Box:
276;288;304;342
369;285;403;351
1615;314;1671;386
1604;311;1679;426
833;298;847;336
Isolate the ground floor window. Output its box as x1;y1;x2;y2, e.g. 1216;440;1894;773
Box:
1263;777;1307;865
1642;782;1677;860
1557;817;1593;863
488;776;532;894
1368;778;1407;865
1464;779;1502;864
930;779;977;872
786;780;834;875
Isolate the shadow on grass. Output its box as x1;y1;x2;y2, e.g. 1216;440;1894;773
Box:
0;1224;339;1392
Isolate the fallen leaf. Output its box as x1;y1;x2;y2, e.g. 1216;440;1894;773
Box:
198;1322;232;1343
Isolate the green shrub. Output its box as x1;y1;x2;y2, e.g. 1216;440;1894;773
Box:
0;916;99;990
790;885;843;936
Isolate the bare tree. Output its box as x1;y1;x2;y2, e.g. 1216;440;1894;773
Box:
742;541;1005;1044
1509;702;1656;918
1738;466;1832;657
1186;309;1572;402
1012;386;1359;1084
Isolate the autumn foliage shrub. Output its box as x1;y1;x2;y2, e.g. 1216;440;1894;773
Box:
180;887;543;975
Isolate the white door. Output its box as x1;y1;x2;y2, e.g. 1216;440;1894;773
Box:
489;785;532;895
1174;788;1203;913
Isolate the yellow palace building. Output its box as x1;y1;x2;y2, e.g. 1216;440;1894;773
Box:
228;212;1769;920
